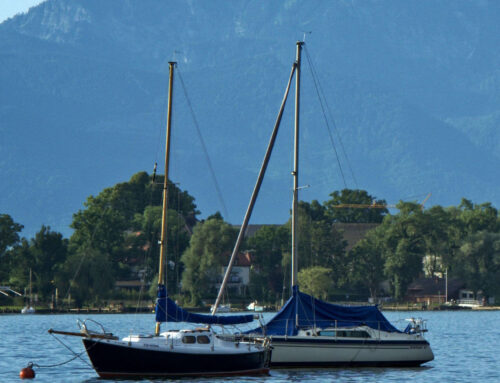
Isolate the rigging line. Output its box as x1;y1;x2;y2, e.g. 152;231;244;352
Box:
304;45;358;188
45;333;94;368
176;68;230;222
303;47;347;189
303;45;355;187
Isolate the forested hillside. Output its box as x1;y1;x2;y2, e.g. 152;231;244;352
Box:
1;0;499;237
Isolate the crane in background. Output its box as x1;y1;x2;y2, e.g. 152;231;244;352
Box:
329;193;432;211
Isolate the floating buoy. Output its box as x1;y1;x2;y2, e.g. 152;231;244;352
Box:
19;363;35;379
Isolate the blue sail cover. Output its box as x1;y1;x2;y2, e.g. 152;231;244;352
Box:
155;284;254;325
248;286;400;335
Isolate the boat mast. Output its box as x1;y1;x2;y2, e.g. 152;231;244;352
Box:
212;61;298;315
29;268;33;307
291;41;303;289
155;61;175;336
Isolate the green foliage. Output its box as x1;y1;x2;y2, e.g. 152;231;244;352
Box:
4;226;68;302
181;218;237;305
292;202;347;276
288;201;346;283
346;198;500;301
27;226;68;300
381;202;427;299
455;231;500;297
5;239;32;289
66;171;197;305
4;179;500;307
59;247;114;306
0;214;23;255
325;189;388;223
247;225;290;304
347;227;386;299
298;266;334;300
0;214;24;282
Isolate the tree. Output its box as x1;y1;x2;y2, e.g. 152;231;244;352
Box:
58;247;114;306
419;206;455;277
28;226;68;300
298;266;334;300
181;218;237;305
0;214;24;282
246;225;289;303
131;207;191;295
5;239;32;290
324;189;388;223
68;171;198;302
457;199;499;234
148;174;200;227
380;202;426;300
292;202;346;273
348;227;386;299
455;231;500;298
0;214;23;255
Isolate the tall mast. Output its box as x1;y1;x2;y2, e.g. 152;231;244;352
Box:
155;61;175;336
29;268;33;307
291;41;303;289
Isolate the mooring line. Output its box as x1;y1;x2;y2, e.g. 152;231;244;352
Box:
27;333;94;370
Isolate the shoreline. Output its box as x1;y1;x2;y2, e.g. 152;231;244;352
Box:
2;305;499;315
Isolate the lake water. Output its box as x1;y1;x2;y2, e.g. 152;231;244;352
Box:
1;310;499;382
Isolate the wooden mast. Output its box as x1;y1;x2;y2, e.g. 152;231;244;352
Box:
155;61;175;336
291;41;303;289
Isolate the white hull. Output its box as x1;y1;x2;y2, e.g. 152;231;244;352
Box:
246;323;434;367
211;304;231;313
269;336;433;366
21;306;35;314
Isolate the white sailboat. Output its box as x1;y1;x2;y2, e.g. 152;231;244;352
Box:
21;268;35;314
49;61;271;378
232;41;434;367
247;301;264;312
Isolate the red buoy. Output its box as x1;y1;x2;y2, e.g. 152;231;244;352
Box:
19;364;35;379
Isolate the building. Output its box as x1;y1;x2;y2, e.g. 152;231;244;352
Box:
406;277;465;304
332;223;380;252
216;251;253;295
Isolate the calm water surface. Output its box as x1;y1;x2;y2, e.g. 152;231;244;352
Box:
1;310;499;382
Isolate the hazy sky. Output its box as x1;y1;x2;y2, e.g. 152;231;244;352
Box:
0;0;44;23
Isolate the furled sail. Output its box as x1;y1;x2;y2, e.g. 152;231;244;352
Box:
155;285;254;325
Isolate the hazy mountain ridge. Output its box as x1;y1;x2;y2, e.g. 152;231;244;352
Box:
1;0;499;237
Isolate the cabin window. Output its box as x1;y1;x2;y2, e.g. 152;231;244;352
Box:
197;335;210;344
319;330;371;338
182;335;196;344
318;330;335;337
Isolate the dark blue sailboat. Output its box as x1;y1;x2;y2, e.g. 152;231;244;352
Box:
80;291;269;378
49;61;271;379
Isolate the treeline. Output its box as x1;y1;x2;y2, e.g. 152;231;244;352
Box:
0;172;197;306
1;172;499;307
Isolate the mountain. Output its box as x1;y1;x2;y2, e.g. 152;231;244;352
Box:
1;0;499;238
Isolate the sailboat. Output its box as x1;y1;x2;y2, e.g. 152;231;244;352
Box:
48;62;271;379
21;268;35;314
227;41;434;367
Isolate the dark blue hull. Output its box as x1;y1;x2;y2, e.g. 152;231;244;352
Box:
82;339;270;378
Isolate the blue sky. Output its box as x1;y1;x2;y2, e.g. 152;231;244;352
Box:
0;0;43;23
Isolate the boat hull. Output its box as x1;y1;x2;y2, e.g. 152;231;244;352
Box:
82;338;270;378
269;337;434;367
